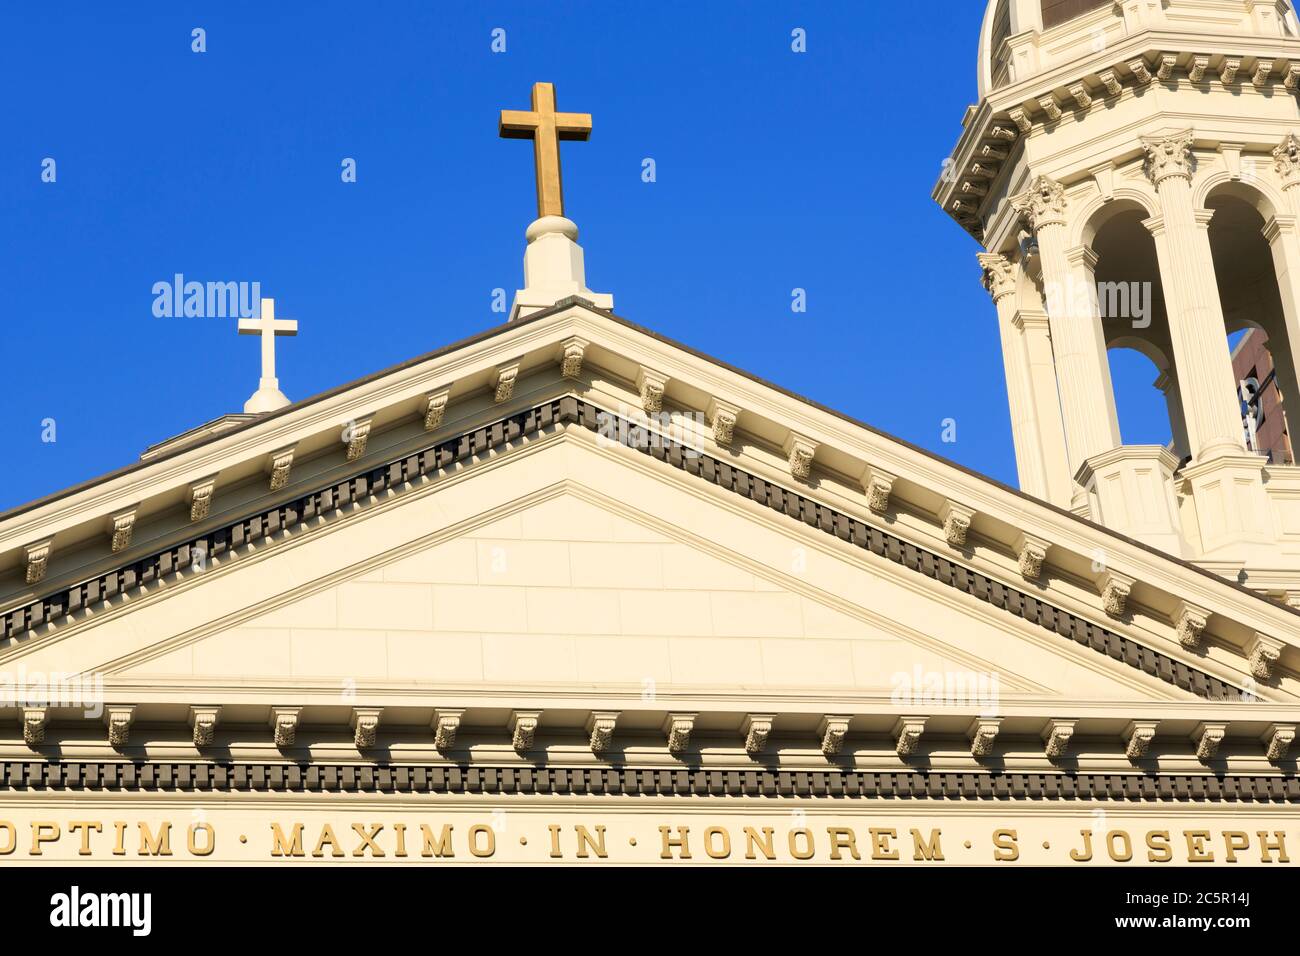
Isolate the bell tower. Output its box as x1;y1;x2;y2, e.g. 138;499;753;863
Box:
937;0;1300;604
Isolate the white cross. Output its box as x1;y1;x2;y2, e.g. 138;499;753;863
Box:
238;298;298;390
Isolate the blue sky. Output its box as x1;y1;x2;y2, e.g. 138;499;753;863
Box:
0;1;1171;511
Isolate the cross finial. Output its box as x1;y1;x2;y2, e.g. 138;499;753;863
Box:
238;297;298;413
499;82;592;218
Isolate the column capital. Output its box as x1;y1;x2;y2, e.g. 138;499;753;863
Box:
1012;175;1068;231
1273;132;1300;190
977;252;1017;303
1140;131;1195;187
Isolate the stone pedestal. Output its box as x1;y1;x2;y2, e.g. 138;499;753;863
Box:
510;216;613;321
1180;452;1277;559
1076;446;1187;556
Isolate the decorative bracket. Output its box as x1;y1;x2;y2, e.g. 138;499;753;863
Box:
862;465;896;514
189;705;221;748
1254;58;1274;88
1037;94;1061;122
105;705;136;748
1098;570;1135;618
1193;721;1227;763
267;445;297;492
343;415;373;461
1247;633;1283;681
107;506;139;553
560;336;589;379
351;707;382;750
22;539;53;586
1188;55;1208;83
663;713;696;756
893;716;927;757
742;713;775;755
1128;58;1153;84
1042;719;1077;761
1156;53;1177;82
493;363;520;404
637;367;669;415
1263;723;1295;763
968;717;1001;758
1014;531;1050;581
510;710;541;755
188;476;217;523
21;707;47;748
270;707;302;748
433;708;464;753
1173;600;1210;649
939;500;975;548
707;398;740;447
1098;70;1122;96
423;388;451;431
1124;720;1159;761
587;711;620;755
784;433;818;482
1221;57;1241;84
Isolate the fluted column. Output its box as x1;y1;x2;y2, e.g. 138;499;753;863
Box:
1154;368;1191;462
1015;310;1075;507
1014;176;1121;479
1140;133;1245;461
1262;134;1300;417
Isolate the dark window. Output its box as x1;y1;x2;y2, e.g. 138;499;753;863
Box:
1041;0;1111;30
990;0;1012;87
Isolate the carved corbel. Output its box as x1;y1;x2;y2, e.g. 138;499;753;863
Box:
1188;55;1209;83
1247;633;1283;681
107;506;138;553
862;465;897;515
1042;719;1076;761
663;713;696;756
1008;107;1032;134
1098;570;1135;618
1173;600;1210;649
493;363;520;404
784;433;818;481
938;500;975;548
559;336;588;379
980;144;1009;162
423;388;451;431
1014;531;1050;581
188;476;217;522
1254;59;1274;88
636;369;669;416
1263;723;1295;763
1037;95;1061;122
1098;70;1122;96
961;181;988;197
510;710;541;755
23;539;53;586
267;445;297;491
101;705;135;748
1287;66;1300;91
1221;57;1241;84
1274;133;1300;189
1069;84;1093;110
893;717;927;757
343;415;373;461
968;717;1001;758
742;714;775;755
1128;59;1153;84
1156;53;1177;82
21;707;47;748
988;125;1017;142
1193;721;1227;762
1124;720;1159;761
270;707;301;748
189;705;221;748
587;711;619;755
818;715;851;756
707;398;740;446
433;708;464;753
968;162;997;180
351;707;382;750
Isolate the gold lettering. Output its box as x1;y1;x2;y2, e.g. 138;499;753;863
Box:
1106;830;1132;862
30;822;59;855
869;828;898;861
138;821;172;857
1184;830;1214;862
743;827;775;860
468;824;496;858
1068;829;1093;862
1257;830;1289;863
271;823;304;857
576;825;608;859
827;827;861;861
911;828;944;861
421;824;454;858
659;826;691;860
188;823;215;857
788;828;815;860
1145;830;1172;863
393;823;407;858
112;821;127;856
313;824;345;858
992;828;1019;861
0;821;16;855
703;826;730;860
351;822;385;858
1222;831;1249;864
69;821;101;856
548;824;563;858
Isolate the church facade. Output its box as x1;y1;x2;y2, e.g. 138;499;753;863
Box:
0;8;1297;866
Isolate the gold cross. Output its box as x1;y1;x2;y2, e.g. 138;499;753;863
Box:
499;82;592;218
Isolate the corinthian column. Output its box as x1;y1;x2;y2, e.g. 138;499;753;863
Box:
1140;133;1245;460
1013;176;1121;478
